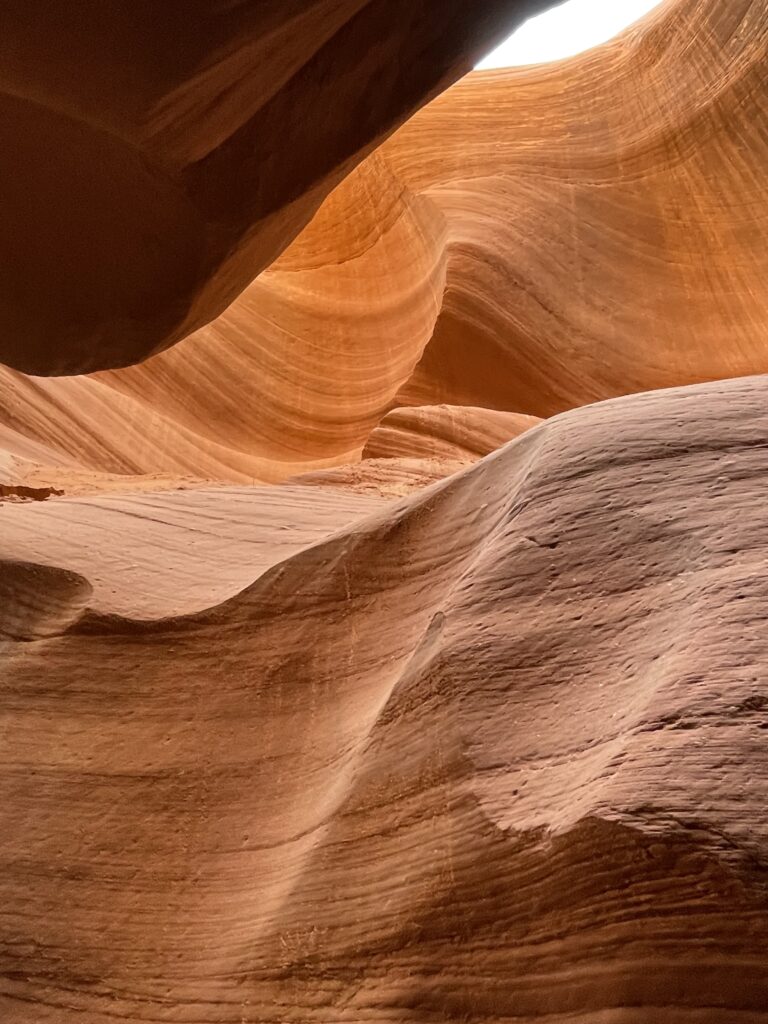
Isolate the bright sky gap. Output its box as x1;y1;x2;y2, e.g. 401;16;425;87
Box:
477;0;666;68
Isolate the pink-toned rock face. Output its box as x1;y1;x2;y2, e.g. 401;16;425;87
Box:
2;3;768;1022
0;0;551;375
2;377;768;1022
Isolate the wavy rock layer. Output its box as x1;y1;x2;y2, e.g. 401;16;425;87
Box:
2;7;768;1017
0;0;551;375
0;485;383;618
385;0;768;414
0;154;449;485
283;405;542;496
287;455;470;497
1;376;766;1022
5;0;768;483
364;404;542;461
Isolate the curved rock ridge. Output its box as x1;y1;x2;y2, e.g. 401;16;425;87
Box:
5;0;768;484
363;404;542;460
287;455;471;497
0;485;385;618
1;375;766;1021
0;0;553;375
381;0;768;413
281;405;541;496
0;154;449;486
0;558;91;639
0;232;532;489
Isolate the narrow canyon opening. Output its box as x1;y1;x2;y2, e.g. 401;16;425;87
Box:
477;0;667;67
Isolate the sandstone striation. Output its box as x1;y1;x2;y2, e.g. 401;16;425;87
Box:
376;0;768;413
1;377;767;1021
363;404;542;461
1;1;767;1021
4;1;768;484
0;0;552;375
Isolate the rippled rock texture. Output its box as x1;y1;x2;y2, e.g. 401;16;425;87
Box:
2;377;768;1022
1;1;768;1022
0;0;551;374
4;0;768;486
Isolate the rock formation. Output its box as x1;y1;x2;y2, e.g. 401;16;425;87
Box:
0;0;552;375
4;0;768;486
2;377;768;1022
1;1;768;1022
385;0;768;415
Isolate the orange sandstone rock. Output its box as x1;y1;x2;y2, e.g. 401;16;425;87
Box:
0;0;551;375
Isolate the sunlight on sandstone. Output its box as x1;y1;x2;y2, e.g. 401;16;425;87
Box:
477;0;666;68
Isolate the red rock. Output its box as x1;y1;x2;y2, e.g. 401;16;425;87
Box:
0;0;550;374
1;4;767;1020
1;376;766;1021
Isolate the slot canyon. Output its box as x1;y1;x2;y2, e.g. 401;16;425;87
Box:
0;2;766;1021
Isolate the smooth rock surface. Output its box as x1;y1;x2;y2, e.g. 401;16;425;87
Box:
2;4;767;1020
5;1;768;484
0;0;551;374
1;376;766;1021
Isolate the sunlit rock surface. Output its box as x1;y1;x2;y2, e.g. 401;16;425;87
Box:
4;0;768;485
1;3;767;1022
0;0;550;374
2;377;768;1022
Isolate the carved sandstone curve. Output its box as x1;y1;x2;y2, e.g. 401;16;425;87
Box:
5;0;768;488
384;0;768;413
363;404;542;461
0;154;449;486
280;405;542;495
0;0;552;375
1;375;767;1022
